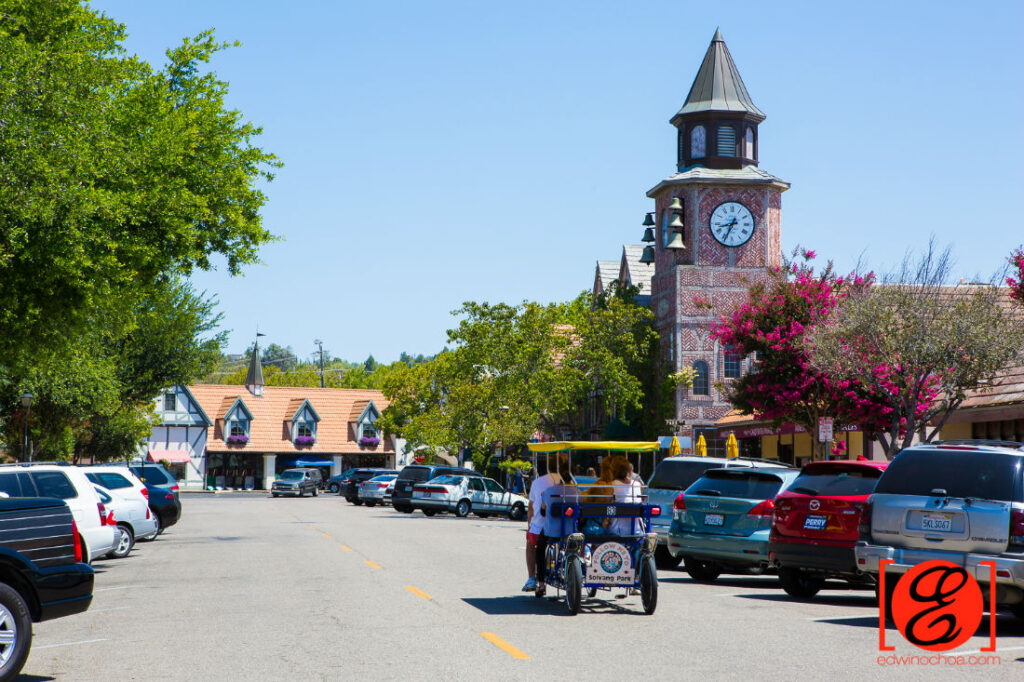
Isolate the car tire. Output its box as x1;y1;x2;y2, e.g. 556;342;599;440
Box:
422;509;437;517
272;493;279;498
509;503;526;521
79;534;91;563
351;499;363;506
298;489;304;498
778;567;823;599
365;501;377;508
640;554;658;615
684;558;721;583
565;555;583;615
875;576;899;622
329;483;340;494
455;500;471;518
0;582;33;681
654;545;682;570
112;524;134;558
397;506;413;514
1010;601;1024;621
313;488;318;497
154;515;164;536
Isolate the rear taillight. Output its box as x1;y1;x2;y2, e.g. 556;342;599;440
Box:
72;519;82;562
748;499;775;517
772;499;791;526
673;493;686;511
170;484;179;493
858;500;873;538
105;510;116;526
141;488;149;500
97;502;106;525
165;493;174;500
146;507;151;519
1010;507;1024;548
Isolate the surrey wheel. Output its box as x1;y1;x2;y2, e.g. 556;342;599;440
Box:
565;555;583;615
640;554;658;615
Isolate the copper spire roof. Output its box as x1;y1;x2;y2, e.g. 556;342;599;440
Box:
672;29;765;124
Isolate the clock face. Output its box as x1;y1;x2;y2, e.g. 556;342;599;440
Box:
710;202;755;247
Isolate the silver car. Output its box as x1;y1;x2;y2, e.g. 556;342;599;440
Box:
855;441;1024;619
357;474;397;507
411;475;528;519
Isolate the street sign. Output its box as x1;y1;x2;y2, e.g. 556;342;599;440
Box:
817;417;834;443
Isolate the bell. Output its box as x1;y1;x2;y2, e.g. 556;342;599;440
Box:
668;197;683;212
668;214;685;229
665;231;686;250
639;245;656;264
641;227;655;243
643;212;655;227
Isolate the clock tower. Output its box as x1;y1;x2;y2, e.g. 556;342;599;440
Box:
646;29;789;452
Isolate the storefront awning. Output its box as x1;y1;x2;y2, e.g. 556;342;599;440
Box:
278;455;332;467
148;449;191;463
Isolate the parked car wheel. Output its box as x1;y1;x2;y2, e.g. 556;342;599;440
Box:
79;535;91;563
272;493;279;498
422;509;437;517
455;500;471;518
654;545;682;570
351;499;363;506
475;512;490;518
684;558;721;583
640;554;658;615
509;502;526;521
778;567;823;599
875;578;898;621
111;524;134;558
329;483;340;493
365;501;377;507
398;506;413;514
154;515;164;536
1011;601;1024;621
565;555;583;615
0;583;32;680
312;487;318;497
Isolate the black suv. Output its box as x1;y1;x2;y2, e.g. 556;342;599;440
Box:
343;468;398;504
391;465;482;513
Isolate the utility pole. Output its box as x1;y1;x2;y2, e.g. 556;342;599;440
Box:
314;339;325;388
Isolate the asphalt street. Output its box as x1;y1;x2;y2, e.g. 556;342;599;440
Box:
21;494;1024;680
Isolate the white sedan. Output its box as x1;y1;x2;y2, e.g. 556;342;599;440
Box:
93;485;159;558
411;475;527;520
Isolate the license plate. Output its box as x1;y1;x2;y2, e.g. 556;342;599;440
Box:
704;514;724;526
921;513;952;532
404;484;412;491
803;515;827;530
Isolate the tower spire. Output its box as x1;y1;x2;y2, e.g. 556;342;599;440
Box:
672;29;765;124
245;332;265;397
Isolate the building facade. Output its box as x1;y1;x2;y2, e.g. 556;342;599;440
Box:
646;30;788;451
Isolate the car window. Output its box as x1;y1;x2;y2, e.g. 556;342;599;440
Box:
398;467;432;482
94;472;133;490
94;487;112;503
873;449;1023;501
648;460;721;491
788;468;882;497
469;478;485;492
686;470;784;500
431;475;462;486
280;471;304;480
132;466;173;486
0;473;23;497
484;479;504;493
31;471;78;500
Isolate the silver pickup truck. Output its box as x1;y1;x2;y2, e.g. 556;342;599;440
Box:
855;441;1024;619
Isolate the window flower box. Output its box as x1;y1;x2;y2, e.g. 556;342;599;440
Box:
227;435;249;445
359;436;380;448
295;436;316;446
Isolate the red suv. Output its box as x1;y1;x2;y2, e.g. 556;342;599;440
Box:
768;460;887;599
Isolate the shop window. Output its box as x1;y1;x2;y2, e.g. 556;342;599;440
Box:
717;125;736;157
692;360;710;395
163;392;176;411
691;125;706;158
723;349;742;379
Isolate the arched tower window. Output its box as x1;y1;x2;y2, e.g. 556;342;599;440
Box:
717;125;736;157
691;125;706;159
692;360;710;395
745;127;755;159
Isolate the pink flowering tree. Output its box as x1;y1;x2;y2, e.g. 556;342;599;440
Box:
1009;247;1024;304
810;244;1024;458
711;248;891;460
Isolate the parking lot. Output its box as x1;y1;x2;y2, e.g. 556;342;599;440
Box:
22;494;1024;680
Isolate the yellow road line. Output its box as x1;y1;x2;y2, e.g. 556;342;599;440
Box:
405;585;432;600
365;560;382;569
480;632;529;660
321;533;331;539
307;525;316;530
339;545;352;552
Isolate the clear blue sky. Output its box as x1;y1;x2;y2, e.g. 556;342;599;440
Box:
90;0;1024;364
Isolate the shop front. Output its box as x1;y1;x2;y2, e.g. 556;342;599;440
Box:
206;452;265;490
715;411;868;466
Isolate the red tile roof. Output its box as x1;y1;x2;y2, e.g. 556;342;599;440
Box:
189;384;393;455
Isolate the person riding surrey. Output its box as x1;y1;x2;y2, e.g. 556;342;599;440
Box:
609;456;636;536
522;455;572;594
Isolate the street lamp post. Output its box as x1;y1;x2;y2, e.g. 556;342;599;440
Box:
20;393;33;462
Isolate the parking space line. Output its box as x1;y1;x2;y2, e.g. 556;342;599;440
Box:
94;586;133;592
34;638;109;650
365;560;382;569
480;632;529;660
339;545;352;551
810;615;871;622
405;585;432;600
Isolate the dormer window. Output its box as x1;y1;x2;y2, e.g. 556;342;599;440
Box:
222;398;254;444
297;422;314;438
230;421;248;437
290;399;321;445
361;425;378;440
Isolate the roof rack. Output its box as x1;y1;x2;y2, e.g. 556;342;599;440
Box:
731;457;798;468
0;461;72;467
926;439;1024;451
